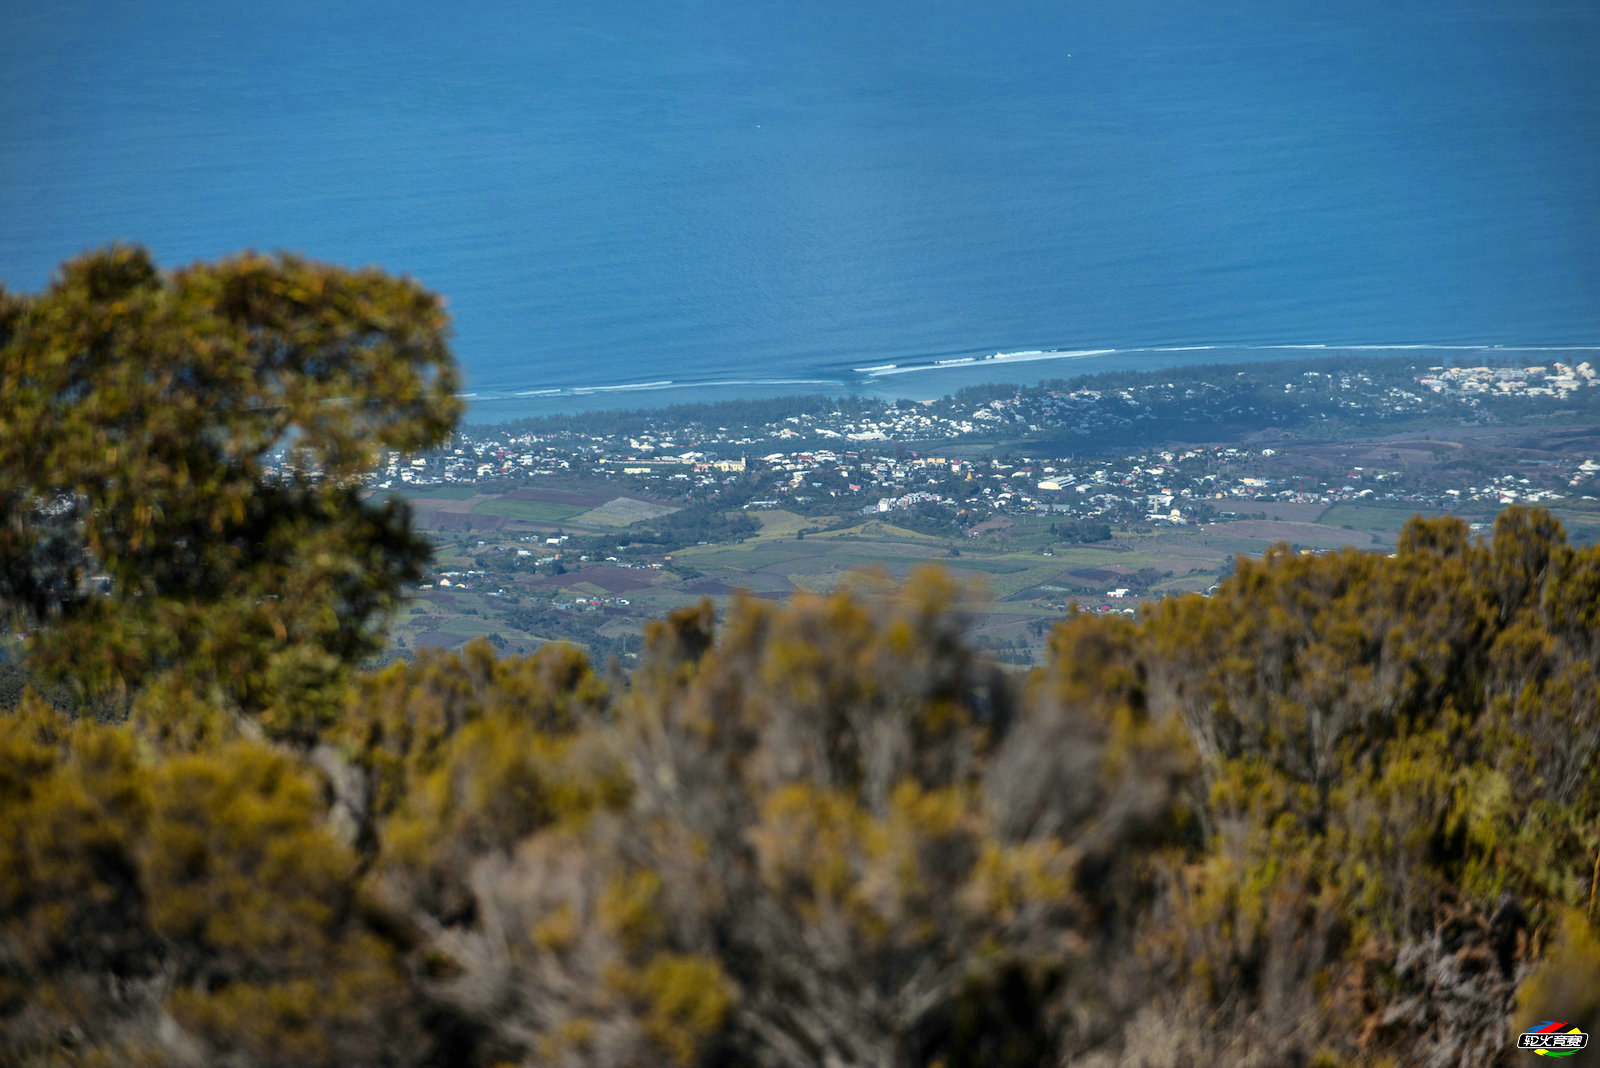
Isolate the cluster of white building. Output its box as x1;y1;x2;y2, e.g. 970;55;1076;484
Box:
1416;362;1595;398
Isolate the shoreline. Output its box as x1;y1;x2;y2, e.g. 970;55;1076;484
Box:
459;343;1600;425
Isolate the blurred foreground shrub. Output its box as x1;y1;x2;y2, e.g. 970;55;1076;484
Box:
3;252;1597;1065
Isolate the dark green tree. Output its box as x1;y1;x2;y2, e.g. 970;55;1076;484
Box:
0;246;460;739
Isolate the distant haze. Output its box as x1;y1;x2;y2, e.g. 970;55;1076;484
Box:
4;0;1599;416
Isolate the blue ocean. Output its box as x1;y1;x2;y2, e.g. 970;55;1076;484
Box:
3;0;1598;419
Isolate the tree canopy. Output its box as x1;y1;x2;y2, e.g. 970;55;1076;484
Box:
1;248;1598;1066
0;246;460;736
3;514;1597;1065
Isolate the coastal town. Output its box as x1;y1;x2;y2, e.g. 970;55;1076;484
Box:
356;359;1600;531
327;357;1600;665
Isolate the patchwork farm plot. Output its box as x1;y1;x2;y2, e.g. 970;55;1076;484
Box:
383;398;1600;667
392;485;1444;667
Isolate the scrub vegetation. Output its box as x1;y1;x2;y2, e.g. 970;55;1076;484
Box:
2;250;1598;1066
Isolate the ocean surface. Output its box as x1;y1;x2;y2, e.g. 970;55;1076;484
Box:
3;1;1598;421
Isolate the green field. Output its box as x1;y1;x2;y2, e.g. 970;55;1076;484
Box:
749;510;811;537
396;485;481;500
1312;501;1600;546
575;497;681;526
405;485;1504;670
471;499;588;523
1316;501;1466;533
439;616;498;636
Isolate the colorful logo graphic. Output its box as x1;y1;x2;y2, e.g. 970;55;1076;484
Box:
1519;1021;1589;1056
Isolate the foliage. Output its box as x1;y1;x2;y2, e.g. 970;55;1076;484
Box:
1133;507;1600;1063
0;698;421;1067
498;393;876;440
1051;518;1113;544
0;246;459;737
5;248;1600;1065
6;505;1600;1064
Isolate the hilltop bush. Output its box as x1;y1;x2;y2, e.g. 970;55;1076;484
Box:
4;510;1595;1065
3;250;1597;1065
0;246;459;736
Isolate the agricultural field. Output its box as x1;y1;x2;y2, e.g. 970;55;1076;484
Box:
393;482;679;533
371;375;1599;663
574;496;681;526
388;485;1464;670
1316;501;1481;539
470;498;588;523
